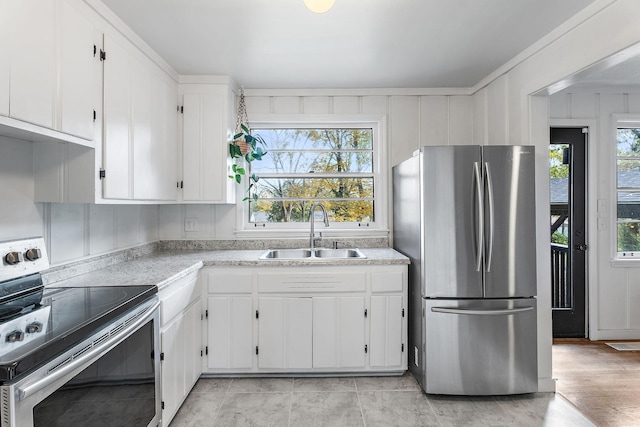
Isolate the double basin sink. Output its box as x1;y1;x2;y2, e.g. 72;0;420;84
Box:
260;248;366;260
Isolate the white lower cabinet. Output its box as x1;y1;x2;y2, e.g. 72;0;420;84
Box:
258;297;313;369
207;296;253;369
202;265;407;374
313;297;366;369
159;273;202;427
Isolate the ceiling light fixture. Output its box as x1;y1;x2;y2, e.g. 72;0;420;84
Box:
304;0;335;14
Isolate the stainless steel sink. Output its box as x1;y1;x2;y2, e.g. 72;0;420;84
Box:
313;249;366;259
260;248;366;260
259;249;312;259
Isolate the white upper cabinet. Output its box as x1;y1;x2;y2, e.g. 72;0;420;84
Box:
102;34;132;200
59;0;96;140
103;33;178;201
0;0;96;142
7;0;56;129
33;2;179;203
0;0;10;117
179;78;235;204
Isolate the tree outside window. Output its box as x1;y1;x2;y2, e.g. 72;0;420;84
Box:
248;128;375;225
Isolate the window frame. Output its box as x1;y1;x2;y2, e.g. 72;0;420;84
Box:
234;114;388;237
613;115;640;260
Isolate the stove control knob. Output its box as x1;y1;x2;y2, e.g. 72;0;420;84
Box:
6;330;25;343
25;248;42;261
25;322;43;334
4;252;23;265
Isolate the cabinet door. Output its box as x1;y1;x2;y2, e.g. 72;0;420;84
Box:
0;0;9;116
312;297;366;369
181;89;232;203
59;0;95;139
149;76;178;201
131;58;152;199
370;295;403;368
8;0;55;128
102;34;132;199
161;313;184;425
208;296;253;369
183;299;203;391
258;297;312;369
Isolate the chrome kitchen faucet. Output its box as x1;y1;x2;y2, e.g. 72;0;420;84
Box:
309;203;330;250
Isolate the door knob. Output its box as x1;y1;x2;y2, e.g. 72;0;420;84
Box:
576;244;588;251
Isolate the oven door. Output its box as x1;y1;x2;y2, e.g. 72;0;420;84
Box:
0;299;161;427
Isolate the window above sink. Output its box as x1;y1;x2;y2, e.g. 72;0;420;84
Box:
235;114;388;237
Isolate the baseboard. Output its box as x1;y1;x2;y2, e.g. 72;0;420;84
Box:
590;330;640;340
538;377;556;393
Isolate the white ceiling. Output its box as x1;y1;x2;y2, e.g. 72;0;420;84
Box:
100;0;600;89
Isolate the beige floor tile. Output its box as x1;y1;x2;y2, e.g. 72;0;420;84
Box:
289;391;364;427
293;377;356;392
354;372;421;391
359;390;440;426
214;392;291;426
228;377;294;393
169;392;226;427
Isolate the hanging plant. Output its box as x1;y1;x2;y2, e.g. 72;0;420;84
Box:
228;88;267;201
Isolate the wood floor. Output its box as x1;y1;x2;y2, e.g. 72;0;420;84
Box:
553;339;640;427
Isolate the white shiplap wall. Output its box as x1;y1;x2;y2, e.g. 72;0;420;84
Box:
0;136;159;265
158;92;475;239
550;88;640;339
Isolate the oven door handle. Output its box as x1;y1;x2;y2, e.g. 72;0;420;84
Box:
18;300;159;401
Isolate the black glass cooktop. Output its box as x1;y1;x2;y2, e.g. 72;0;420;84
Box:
0;285;157;382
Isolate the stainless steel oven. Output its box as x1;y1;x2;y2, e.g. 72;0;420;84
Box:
0;238;161;427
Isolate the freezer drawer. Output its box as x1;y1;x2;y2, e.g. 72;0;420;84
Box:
423;298;537;395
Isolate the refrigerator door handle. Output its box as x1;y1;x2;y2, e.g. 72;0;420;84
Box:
431;306;534;316
484;162;495;272
473;162;484;272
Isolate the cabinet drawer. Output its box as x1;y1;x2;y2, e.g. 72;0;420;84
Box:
159;272;200;325
207;270;253;294
258;272;366;293
371;271;404;293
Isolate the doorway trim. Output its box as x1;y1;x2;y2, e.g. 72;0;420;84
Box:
550;118;598;340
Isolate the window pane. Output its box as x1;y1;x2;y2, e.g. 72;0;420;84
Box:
255;178;374;199
617;192;640;220
617;161;640;185
617;222;640;252
251;151;373;174
617;129;640;157
250;200;374;223
255;129;372;150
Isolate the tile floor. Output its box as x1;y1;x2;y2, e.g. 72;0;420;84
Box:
169;372;594;426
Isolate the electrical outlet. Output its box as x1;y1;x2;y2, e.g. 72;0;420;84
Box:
184;218;199;232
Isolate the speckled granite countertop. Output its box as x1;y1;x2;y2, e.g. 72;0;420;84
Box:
44;248;409;291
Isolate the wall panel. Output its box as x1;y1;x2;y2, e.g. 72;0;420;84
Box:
419;96;447;146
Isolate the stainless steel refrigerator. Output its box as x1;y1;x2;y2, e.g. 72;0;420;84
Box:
393;145;538;395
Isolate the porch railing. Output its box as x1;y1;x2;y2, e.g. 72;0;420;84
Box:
551;243;571;309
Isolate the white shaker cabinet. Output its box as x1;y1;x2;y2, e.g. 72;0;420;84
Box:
6;0;56;129
103;33;178;201
207;296;254;370
313;296;366;369
179;77;236;203
59;0;96;140
203;265;407;375
159;272;203;427
0;0;10;117
206;270;254;370
0;0;96;139
257;297;313;369
370;271;406;368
